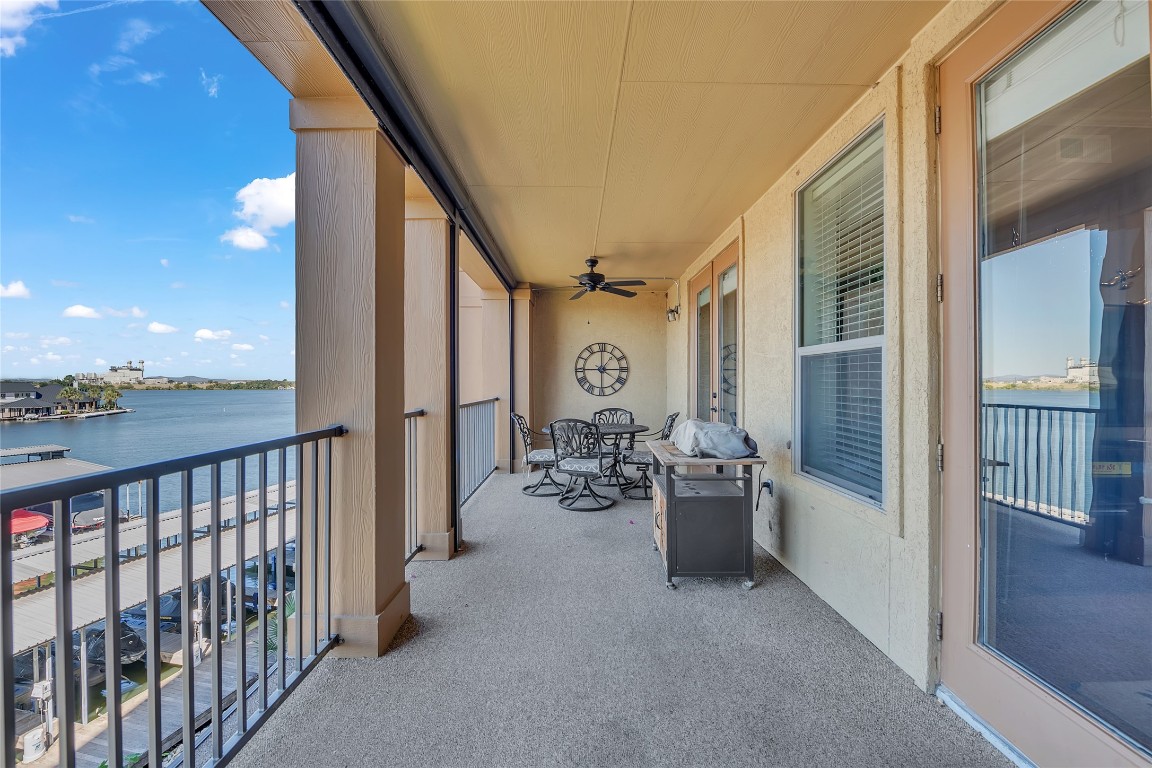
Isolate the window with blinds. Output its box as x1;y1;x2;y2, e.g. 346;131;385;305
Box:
796;124;885;502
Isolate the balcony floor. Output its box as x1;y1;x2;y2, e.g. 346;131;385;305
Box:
230;471;1010;767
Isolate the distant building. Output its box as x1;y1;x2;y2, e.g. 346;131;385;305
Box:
0;382;37;404
76;360;145;386
1066;356;1099;384
0;382;98;419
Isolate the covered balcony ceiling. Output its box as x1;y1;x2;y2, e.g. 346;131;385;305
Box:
362;0;946;286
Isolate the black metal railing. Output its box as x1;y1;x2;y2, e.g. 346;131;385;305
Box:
1;425;344;767
404;409;426;564
981;403;1097;527
458;398;498;505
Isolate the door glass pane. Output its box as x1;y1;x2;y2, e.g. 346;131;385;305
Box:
976;0;1151;752
696;284;712;420
718;265;738;425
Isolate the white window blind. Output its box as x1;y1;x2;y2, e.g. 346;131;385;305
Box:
797;124;885;502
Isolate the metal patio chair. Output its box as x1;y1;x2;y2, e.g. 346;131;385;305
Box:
623;412;680;500
592;407;635;486
551;418;615;511
512;412;565;497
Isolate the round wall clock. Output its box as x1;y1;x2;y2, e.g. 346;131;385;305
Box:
574;342;628;396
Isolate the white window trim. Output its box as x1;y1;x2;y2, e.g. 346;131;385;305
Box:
792;119;888;509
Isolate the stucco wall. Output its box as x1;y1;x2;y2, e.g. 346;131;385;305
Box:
533;290;669;436
665;0;998;690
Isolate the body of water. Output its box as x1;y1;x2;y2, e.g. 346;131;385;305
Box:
0;390;295;468
1;390;297;513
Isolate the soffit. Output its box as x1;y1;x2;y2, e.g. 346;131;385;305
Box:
355;0;945;287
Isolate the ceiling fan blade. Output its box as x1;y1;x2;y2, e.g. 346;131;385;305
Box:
569;289;589;301
600;285;636;298
607;280;646;287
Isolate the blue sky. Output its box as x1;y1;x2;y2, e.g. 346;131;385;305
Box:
1;0;296;380
980;229;1105;379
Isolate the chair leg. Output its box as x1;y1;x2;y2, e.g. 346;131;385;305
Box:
624;465;652;500
558;475;615;511
522;465;565;497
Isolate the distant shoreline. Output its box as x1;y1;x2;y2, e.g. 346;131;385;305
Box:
983;381;1097;392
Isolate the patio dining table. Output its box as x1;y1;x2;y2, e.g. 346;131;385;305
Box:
542;422;648;494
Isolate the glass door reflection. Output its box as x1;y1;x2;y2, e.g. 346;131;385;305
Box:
976;0;1151;752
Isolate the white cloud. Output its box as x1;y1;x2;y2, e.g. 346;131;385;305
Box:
104;305;147;318
179;351;189;357
258;334;270;342
194;328;231;341
28;357;39;365
127;70;164;86
42;351;62;362
94;358;107;366
117;19;159;52
159;258;169;267
51;279;79;288
40;336;72;347
229;353;239;359
147;321;178;334
220;173;294;250
170;282;186;289
63;304;101;318
0;0;56;57
2;345;15;353
231;343;254;351
279;300;291;310
0;280;31;298
199;68;221;97
4;332;29;339
67;214;95;224
220;226;268;250
88;53;134;81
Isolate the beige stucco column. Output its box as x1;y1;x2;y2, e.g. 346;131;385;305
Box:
292;97;411;656
510;284;534;466
481;289;512;470
404;204;456;560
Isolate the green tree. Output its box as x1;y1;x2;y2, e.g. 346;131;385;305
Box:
61;374;75;387
101;385;122;410
55;386;83;412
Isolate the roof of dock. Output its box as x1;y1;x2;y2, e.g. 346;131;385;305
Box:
0;444;72;459
0;457;112;491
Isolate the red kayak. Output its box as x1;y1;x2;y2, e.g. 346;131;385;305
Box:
10;509;50;536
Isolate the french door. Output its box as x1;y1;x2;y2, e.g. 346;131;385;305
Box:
940;1;1152;764
689;241;739;424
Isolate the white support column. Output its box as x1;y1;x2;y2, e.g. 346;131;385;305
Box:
292;96;410;657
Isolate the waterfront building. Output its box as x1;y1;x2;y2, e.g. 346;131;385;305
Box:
0;382;98;420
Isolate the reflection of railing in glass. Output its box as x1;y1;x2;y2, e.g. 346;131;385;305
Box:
981;403;1097;527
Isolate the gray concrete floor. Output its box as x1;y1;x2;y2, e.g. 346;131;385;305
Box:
227;471;1011;768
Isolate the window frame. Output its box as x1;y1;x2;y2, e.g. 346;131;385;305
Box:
793;119;888;507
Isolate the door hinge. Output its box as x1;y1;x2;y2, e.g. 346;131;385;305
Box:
936;273;944;303
936;442;944;473
934;105;942;135
936;611;944;641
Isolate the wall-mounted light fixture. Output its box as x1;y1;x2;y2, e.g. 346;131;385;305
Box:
666;306;680;322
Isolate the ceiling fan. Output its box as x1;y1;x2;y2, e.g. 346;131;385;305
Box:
567;258;646;300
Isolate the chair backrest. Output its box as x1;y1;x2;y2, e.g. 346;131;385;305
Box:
550;419;603;463
510;412;533;453
660;412;680;440
592;408;633;426
593;408;635;449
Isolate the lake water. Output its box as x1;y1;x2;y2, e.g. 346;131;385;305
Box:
1;390;296;513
